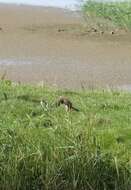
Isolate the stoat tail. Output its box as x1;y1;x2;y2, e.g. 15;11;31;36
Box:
72;106;79;112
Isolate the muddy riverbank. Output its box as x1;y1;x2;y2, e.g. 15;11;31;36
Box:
0;4;131;90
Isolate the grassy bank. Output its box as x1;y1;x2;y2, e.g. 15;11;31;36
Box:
0;80;130;190
82;1;131;30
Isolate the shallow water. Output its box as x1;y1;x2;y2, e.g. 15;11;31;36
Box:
0;0;125;7
116;85;131;91
1;57;131;91
0;58;34;65
0;0;80;9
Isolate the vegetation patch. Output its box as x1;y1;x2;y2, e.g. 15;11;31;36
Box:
0;80;130;189
82;0;131;31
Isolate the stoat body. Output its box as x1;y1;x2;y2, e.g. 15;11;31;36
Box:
56;96;79;112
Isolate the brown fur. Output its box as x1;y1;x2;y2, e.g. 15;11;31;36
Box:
56;96;79;112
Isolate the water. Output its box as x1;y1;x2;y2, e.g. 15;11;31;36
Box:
0;0;81;9
0;0;126;10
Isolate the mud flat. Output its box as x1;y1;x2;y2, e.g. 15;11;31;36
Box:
0;4;131;90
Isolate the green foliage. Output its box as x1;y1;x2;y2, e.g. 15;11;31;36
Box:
82;0;131;30
0;81;130;189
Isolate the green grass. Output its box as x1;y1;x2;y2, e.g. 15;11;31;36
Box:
0;80;130;190
82;0;131;30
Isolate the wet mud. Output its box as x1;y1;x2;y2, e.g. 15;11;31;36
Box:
0;4;131;90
